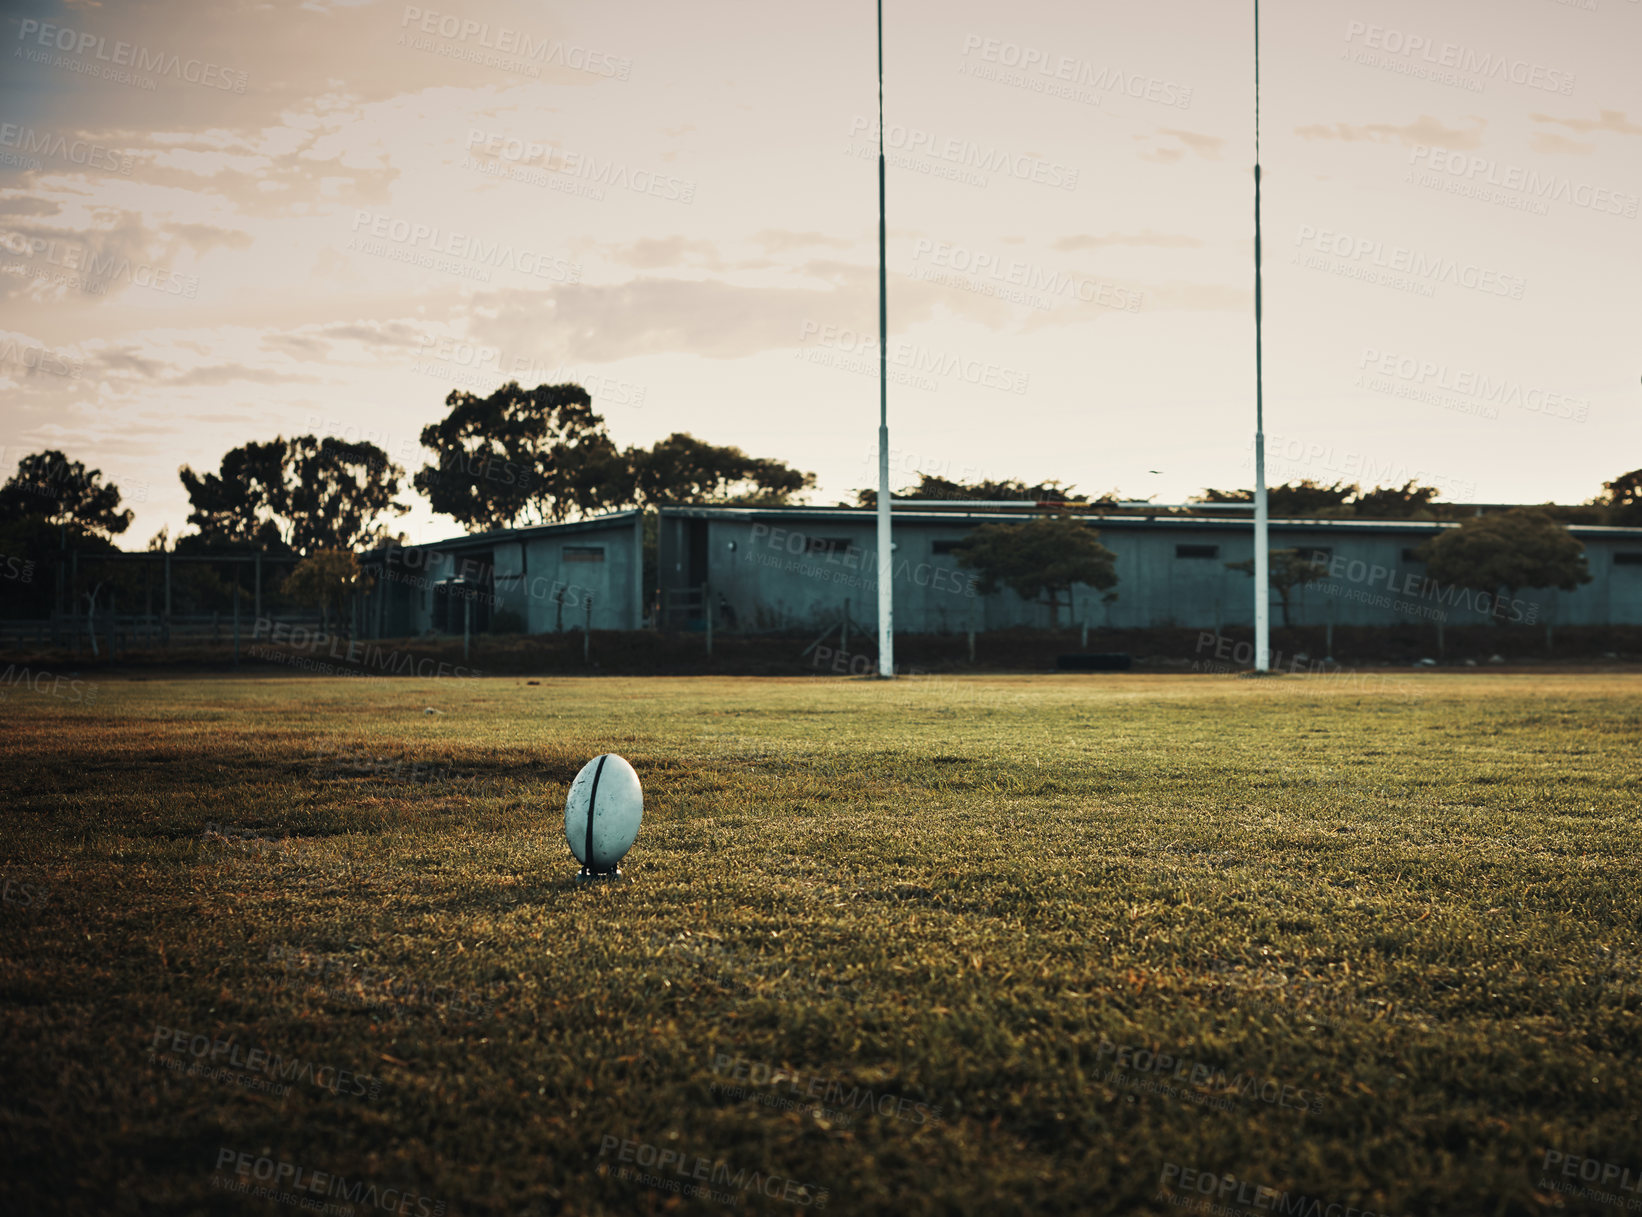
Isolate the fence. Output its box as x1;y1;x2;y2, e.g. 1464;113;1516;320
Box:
0;613;326;657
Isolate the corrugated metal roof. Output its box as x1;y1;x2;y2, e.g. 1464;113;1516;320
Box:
367;509;642;556
653;504;1642;539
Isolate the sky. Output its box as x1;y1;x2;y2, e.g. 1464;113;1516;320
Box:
0;0;1638;547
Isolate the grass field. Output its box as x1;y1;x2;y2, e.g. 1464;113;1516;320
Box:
2;670;1640;1216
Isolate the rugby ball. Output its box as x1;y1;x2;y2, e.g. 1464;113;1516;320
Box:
564;753;643;873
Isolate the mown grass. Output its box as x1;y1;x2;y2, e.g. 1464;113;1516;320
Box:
1;671;1639;1217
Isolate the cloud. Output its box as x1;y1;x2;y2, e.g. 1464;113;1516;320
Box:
0;197;63;217
1530;110;1642;137
164;222;254;253
467;276;872;363
751;229;854;254
600;235;728;271
1053;231;1203;252
1135;128;1222;162
1160;128;1223;158
162;364;323;387
1020;281;1245;332
1528;133;1594;157
1294;115;1486;149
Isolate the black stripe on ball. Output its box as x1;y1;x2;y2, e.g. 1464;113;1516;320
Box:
584;754;609;871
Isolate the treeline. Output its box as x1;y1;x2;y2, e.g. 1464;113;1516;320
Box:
1;375;1639;622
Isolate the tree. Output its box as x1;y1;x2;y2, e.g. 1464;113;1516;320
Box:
414;381;618;529
1197;480;1357;516
626;433;815;506
1350;481;1441;520
1197;479;1456;520
0;449;133;537
1416;508;1590;623
1225;548;1332;628
180;436;406;554
178;439;288;550
1597;468;1642;525
952;514;1117;627
284;549;374;634
856;473;1093;508
285;436;410;554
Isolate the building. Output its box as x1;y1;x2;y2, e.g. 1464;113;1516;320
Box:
657;506;1642;633
364;511;644;638
360;505;1641;639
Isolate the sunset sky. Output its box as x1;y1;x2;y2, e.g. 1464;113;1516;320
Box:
1;0;1638;545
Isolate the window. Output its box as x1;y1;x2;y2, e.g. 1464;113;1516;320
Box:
804;537;853;556
932;539;966;555
1401;548;1426;562
1615;552;1642;566
563;546;605;562
1176;544;1218;559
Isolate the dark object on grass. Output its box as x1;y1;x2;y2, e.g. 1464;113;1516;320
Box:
1056;653;1132;672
